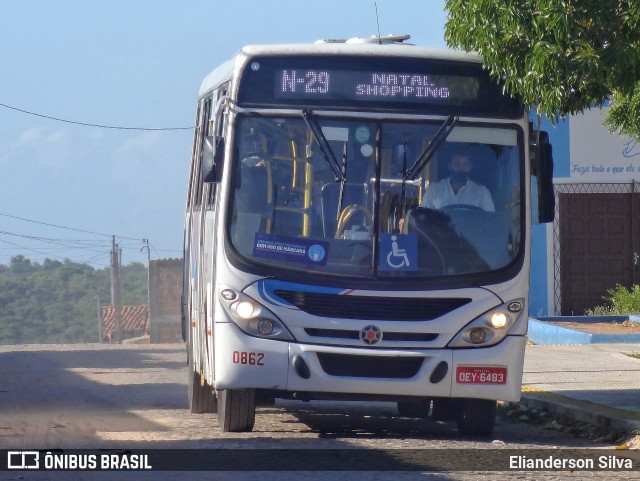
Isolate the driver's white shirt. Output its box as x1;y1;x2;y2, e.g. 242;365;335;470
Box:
420;177;495;212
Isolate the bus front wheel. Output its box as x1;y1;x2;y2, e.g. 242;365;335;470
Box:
217;389;256;432
188;367;217;414
187;336;217;414
456;398;496;436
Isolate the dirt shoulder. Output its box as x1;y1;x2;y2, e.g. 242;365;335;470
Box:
547;320;640;335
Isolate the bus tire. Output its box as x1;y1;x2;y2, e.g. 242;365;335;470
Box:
217;389;256;432
187;337;217;414
188;368;218;414
456;398;496;436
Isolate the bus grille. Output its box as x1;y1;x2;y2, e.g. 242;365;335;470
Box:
274;290;470;320
305;328;438;343
316;353;424;378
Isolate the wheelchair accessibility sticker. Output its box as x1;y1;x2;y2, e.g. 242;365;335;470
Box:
379;233;417;271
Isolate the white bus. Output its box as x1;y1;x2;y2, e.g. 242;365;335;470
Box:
183;35;555;435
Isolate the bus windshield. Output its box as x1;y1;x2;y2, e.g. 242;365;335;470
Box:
228;115;522;280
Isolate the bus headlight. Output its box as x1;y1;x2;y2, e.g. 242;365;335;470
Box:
447;299;524;348
219;288;294;341
235;301;256;319
490;312;508;328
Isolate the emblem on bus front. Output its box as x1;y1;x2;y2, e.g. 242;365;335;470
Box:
360;325;383;345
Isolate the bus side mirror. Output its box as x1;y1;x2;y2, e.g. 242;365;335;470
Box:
530;129;555;224
202;136;225;183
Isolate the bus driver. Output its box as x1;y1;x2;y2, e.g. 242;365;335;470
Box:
420;149;495;212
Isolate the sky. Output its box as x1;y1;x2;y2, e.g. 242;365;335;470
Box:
0;0;447;268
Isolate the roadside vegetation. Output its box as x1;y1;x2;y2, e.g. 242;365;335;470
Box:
445;1;640;140
0;255;148;344
585;284;640;316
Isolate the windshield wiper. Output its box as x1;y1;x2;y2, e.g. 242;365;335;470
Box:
404;115;458;180
336;142;349;220
393;140;409;232
301;109;345;182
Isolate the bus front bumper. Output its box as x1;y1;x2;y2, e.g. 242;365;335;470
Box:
214;323;525;402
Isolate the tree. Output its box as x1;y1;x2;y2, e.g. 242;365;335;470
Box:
444;0;640;139
9;255;35;275
0;256;148;344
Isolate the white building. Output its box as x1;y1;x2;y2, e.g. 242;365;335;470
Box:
531;108;640;315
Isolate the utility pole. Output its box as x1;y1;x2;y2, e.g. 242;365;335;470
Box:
95;293;102;344
141;239;152;341
141;238;151;264
110;235;122;344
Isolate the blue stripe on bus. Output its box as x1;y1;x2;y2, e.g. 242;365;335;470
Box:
256;279;350;308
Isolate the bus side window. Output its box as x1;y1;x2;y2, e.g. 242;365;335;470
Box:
202;85;230;186
205;87;229;206
186;100;203;209
192;96;213;207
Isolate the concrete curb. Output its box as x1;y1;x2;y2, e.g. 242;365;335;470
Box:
520;386;640;436
528;317;640;345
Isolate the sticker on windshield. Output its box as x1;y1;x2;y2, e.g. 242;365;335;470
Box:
360;144;374;157
253;233;329;266
379;233;417;271
354;126;371;143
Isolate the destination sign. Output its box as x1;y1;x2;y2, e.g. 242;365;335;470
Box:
237;55;522;116
275;69;473;104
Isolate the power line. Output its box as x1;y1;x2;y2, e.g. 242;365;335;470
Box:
148;240;182;257
0;232;129;268
0;230;109;248
0;212;181;265
75;250;112;268
0;212;142;241
0;237;77;262
0;228;114;258
0;102;194;131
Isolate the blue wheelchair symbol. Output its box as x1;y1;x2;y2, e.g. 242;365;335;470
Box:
379;233;417;271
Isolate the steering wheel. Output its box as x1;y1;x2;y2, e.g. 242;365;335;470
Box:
335;204;374;239
403;208;448;275
441;203;484;212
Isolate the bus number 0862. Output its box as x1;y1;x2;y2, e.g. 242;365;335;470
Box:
232;351;265;366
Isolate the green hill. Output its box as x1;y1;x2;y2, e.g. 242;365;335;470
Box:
0;256;148;344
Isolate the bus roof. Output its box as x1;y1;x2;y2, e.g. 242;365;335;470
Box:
198;41;482;97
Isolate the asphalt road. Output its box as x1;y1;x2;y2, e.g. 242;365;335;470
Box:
0;343;636;480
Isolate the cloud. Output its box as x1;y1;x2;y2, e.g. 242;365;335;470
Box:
5;126;74;169
110;130;191;182
110;131;162;178
18;127;43;144
45;129;69;143
17;126;68;146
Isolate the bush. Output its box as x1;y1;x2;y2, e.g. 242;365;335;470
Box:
586;284;640;315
